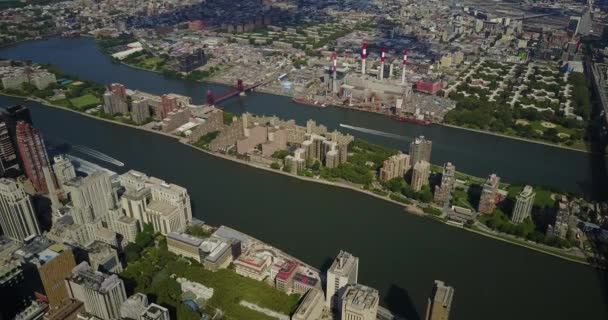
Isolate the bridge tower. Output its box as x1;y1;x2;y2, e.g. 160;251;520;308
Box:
237;79;245;93
206;89;215;106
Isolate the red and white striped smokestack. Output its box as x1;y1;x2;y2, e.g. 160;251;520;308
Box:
332;52;338;93
380;48;386;80
402;49;408;85
332;52;337;73
361;42;367;75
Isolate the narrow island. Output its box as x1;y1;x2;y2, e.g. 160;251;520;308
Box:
0;60;603;267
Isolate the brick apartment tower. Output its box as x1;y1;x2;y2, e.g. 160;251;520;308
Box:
15;121;53;193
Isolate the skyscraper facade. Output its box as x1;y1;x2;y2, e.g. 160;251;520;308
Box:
511;185;535;224
64;171;117;224
411;160;430;192
409;136;432;168
131;98;150;125
326;251;359;309
0;177;40;242
478;174;500;215
434;162;456;205
66;262;127;320
425;280;454;320
52;155;77;187
15;121;53;193
379;153;409;182
38;244;77;308
0;120;18;173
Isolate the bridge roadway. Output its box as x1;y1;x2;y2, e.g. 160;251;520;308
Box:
211;73;279;105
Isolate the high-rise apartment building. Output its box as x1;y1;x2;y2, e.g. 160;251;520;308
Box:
15;121;53;193
0;120;18;173
434;162;456;205
425;280;454;320
52;155;77;187
65;262;127;320
131;98;150;125
511;185;535;224
478;174;500;215
326;251;359;309
379;153;409;182
411;160;430;192
158;95;179;120
64;171;117;224
109;83;127;100
0;177;40;242
38;244;77;308
102;91;128;116
340;284;379;320
409;136;432;168
1;105;32;173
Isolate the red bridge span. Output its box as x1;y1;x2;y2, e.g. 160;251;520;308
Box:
206;78;273;105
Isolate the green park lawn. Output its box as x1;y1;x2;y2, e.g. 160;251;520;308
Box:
69;94;100;109
452;188;474;209
121;245;301;320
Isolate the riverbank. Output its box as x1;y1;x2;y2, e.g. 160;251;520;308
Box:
112;51;592;154
440;122;591;154
3;90;594;267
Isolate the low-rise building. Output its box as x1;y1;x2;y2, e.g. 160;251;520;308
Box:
275;260;298;294
166;232;204;263
233;254;271;281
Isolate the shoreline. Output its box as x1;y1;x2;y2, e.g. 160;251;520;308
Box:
1;91;593;268
82;34;594;155
111;55;593;155
439;123;591;154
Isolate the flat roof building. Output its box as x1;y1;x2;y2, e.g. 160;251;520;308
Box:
326;251;358;309
425;280;454;320
340;284;379;320
291;288;324;320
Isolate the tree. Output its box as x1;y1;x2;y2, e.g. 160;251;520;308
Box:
270;162;280;169
124;243;142;263
418;185;433;203
385;177;406;193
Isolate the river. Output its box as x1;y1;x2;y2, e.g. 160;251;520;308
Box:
1;38;607;319
2;37;608;199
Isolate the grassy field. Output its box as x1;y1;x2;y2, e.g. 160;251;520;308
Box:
452;188;474;209
69;94;100;109
122;245;301;320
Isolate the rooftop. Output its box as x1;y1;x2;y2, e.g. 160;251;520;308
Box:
168;232;204;247
342;284;379;311
329;250;358;277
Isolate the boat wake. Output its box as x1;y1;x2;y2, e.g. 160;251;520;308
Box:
339;124;409;141
72;145;124;167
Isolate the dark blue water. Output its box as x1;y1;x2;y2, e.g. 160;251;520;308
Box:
1;38;607;320
2;37;606;199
